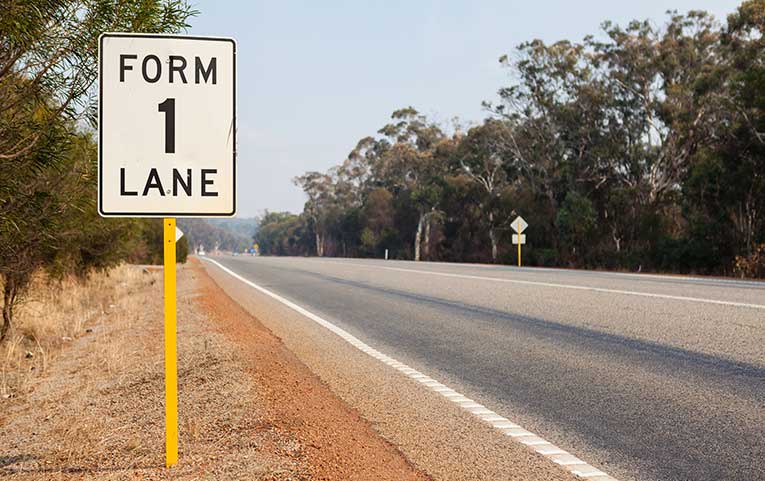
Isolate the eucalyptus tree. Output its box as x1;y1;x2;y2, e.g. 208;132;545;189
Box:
487;38;613;258
294;171;335;257
294;138;378;258
591;12;724;206
703;0;765;265
279;4;762;276
375;107;450;261
488;10;728;262
455;119;517;262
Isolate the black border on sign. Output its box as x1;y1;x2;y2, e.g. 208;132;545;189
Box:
98;32;237;217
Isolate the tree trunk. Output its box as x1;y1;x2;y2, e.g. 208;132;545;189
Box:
414;211;425;262
488;211;497;262
489;228;498;263
315;231;323;257
1;279;16;342
423;216;432;261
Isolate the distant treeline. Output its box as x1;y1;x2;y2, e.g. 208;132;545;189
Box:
256;3;765;278
206;217;259;241
178;218;254;253
0;0;198;340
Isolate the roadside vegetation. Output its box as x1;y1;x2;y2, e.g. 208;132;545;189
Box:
258;2;765;278
177;218;254;254
0;265;150;399
0;0;197;341
1;261;431;479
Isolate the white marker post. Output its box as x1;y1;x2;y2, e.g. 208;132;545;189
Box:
98;33;236;467
511;216;528;267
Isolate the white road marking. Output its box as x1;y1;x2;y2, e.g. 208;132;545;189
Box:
573;470;609;477
316;257;765;289
337;261;765;310
523;439;553;446
538;448;570;455
203;257;619;481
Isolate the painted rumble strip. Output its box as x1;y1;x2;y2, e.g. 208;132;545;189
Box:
203;258;618;481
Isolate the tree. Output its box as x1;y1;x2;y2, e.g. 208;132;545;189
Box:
556;191;597;265
455;119;518;262
0;0;197;340
360;187;396;256
254;211;311;256
0;0;197;160
294;171;335;256
128;219;191;265
376;107;449;261
177;219;252;253
277;5;764;278
712;0;765;272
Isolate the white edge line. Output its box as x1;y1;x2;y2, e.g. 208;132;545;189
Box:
202;257;618;481
335;261;765;311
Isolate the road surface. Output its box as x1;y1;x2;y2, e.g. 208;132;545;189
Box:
207;256;765;481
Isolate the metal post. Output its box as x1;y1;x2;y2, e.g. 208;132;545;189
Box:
163;218;178;467
518;240;521;267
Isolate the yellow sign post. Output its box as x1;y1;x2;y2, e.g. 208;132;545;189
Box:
518;241;522;267
511;216;528;268
163;218;179;467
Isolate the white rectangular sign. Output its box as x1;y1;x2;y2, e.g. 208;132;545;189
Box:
512;234;526;245
98;33;236;217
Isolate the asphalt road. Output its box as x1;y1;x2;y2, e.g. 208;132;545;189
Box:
210;255;765;481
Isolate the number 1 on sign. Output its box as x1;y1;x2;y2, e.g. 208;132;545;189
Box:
158;98;175;154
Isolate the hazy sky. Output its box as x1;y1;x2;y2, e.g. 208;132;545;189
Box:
188;0;741;217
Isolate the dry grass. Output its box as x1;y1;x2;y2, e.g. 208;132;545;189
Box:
0;263;309;480
0;261;426;480
1;265;153;399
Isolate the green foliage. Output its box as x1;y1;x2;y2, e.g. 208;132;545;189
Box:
206;218;259;241
177;219;251;253
128;219;189;265
556;192;597;265
274;4;764;279
0;0;197;340
255;212;312;256
360;188;396;256
177;236;189;263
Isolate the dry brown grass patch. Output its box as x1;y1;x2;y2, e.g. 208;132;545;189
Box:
1;265;154;399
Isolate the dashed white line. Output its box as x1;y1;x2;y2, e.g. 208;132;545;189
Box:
203;257;619;481
336;261;765;310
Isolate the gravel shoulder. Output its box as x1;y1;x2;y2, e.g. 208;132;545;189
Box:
203;257;578;481
0;260;428;480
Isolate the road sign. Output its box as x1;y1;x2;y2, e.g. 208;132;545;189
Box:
511;216;528;234
510;216;528;266
98;33;236;217
98;33;237;469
